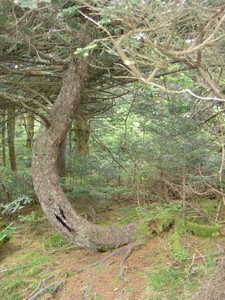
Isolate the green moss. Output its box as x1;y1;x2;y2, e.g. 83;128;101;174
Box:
138;221;152;237
186;221;222;237
137;217;175;239
155;217;174;235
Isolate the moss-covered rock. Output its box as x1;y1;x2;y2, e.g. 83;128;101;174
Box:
186;221;222;237
138;217;175;239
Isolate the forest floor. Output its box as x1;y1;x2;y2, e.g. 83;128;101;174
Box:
0;197;225;300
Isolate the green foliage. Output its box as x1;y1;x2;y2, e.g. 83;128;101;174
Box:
145;263;201;300
15;0;51;9
169;229;188;262
14;0;37;9
18;211;36;223
135;203;180;239
193;198;219;222
19;251;56;266
136;202;182;221
0;249;56;300
147;266;184;291
25;266;42;277
145;242;218;300
18;211;45;228
137;221;152;238
59;6;77;17
44;231;68;249
0;167;34;203
0;222;15;244
74;42;98;58
0;195;33;215
2;279;25;298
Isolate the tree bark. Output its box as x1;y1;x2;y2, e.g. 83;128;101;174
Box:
32;60;139;251
57;136;67;177
7;108;17;172
25;113;35;149
74;115;90;157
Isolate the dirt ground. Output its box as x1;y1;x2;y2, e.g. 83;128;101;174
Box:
0;202;225;300
1;228;169;299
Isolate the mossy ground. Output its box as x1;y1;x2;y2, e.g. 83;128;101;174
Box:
0;198;224;300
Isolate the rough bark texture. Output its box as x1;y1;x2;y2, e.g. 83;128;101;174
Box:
7;108;17;172
57;136;67;177
25;113;34;149
32;60;139;251
74;115;90;157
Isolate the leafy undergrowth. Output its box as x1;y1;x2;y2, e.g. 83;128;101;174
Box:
0;199;225;300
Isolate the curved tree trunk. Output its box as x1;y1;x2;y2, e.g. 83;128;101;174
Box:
57;136;67;177
32;60;140;251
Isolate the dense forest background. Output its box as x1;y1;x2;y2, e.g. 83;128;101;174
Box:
0;77;225;210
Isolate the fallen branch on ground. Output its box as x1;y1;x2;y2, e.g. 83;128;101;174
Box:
25;274;67;300
0;264;31;273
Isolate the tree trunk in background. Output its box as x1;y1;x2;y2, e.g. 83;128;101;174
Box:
25;113;34;149
74;115;90;157
1;110;6;166
32;60;139;251
7;108;17;172
57;136;67;177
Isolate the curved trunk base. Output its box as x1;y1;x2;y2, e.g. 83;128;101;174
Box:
32;61;140;251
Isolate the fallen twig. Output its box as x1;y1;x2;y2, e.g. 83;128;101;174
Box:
0;264;31;273
190;250;225;262
25;274;67;300
81;284;95;300
25;275;54;300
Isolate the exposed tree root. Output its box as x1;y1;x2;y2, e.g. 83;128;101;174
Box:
68;242;144;299
100;241;144;278
73;241;144;281
101;241;143;264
